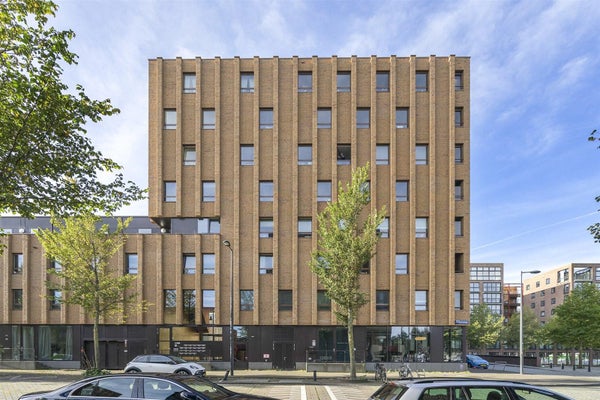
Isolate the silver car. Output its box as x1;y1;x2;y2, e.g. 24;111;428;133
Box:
368;378;574;400
124;354;206;376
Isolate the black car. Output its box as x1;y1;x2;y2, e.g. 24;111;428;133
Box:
368;378;574;400
18;373;277;400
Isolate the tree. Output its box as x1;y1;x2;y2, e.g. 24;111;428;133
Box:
467;304;504;354
310;163;385;379
0;0;144;218
502;307;543;350
35;214;145;370
545;283;600;369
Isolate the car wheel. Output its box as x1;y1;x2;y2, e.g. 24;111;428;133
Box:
126;368;141;373
175;369;191;375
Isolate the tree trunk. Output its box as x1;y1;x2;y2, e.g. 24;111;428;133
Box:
348;308;356;380
93;316;100;369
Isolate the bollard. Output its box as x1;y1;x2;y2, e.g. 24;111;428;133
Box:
561;362;564;370
550;362;552;368
313;370;317;381
223;370;230;381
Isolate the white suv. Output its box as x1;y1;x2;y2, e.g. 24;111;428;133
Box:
124;354;206;376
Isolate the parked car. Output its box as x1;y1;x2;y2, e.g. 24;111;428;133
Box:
18;373;277;400
124;354;206;375
466;354;490;369
368;378;574;400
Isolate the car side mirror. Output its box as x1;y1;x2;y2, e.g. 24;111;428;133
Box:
180;391;200;400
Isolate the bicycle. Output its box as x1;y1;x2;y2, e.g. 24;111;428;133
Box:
374;362;387;382
399;363;414;379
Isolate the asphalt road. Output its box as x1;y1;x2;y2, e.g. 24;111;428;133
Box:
1;367;600;400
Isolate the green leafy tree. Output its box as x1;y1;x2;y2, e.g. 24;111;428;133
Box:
467;304;504;354
310;163;385;379
0;0;144;218
36;214;145;370
546;283;600;368
502;307;543;349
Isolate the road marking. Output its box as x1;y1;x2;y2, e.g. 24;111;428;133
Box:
301;385;307;400
325;385;337;400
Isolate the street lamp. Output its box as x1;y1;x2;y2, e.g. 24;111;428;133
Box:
520;269;540;374
223;240;234;376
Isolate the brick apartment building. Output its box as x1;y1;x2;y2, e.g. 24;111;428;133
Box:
0;55;470;370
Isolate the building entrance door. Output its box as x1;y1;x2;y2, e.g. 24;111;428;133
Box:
273;342;294;370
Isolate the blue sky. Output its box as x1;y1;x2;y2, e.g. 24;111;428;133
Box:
51;0;600;283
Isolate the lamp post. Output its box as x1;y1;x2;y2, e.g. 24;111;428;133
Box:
223;240;234;376
520;269;540;374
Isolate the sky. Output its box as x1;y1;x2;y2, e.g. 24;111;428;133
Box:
49;0;600;283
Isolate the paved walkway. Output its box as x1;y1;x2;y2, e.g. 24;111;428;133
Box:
1;365;600;400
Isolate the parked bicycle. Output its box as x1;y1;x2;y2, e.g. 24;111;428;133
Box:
399;363;414;378
374;362;387;382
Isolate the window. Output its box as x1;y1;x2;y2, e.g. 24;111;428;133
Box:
164;109;176;129
50;289;62;309
51;260;62;272
376;290;390;310
455;144;464;163
202;109;215;129
416;217;428;238
259;254;273;274
455;71;464;91
183;254;196;274
415;290;428;311
337;71;351;92
455;107;464;127
279;290;292;311
416;144;428;165
377;217;389;238
260;181;274;202
376;144;389;165
395;253;408;275
183;73;196;93
356;108;370;128
126;253;138;275
416;71;428;92
396;107;408;128
259;218;274;238
317;181;332;202
376;71;389;92
361;260;370;274
240;290;254;311
396;180;409;201
13;253;23;274
455;180;463;200
455;253;464;273
317;290;331;310
183;289;196;324
317;108;332;128
298;218;312;237
12;289;23;310
202;253;215;274
197;218;220;234
240;145;254;165
183;145;196;166
455;217;464;237
164;181;176;202
298;145;312;165
72;377;136;397
455;290;463;310
202;289;215;308
337;144;351;165
240;72;254;93
298;72;312;92
259;108;273;129
202;181;216;202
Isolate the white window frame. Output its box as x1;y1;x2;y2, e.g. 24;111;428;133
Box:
164;109;176;129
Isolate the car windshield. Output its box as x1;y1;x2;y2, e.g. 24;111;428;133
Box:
176;377;233;400
167;355;188;364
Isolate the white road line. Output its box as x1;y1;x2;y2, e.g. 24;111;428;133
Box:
325;385;338;400
301;385;307;400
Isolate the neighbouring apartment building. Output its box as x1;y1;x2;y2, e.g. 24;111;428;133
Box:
522;263;600;364
0;55;470;370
